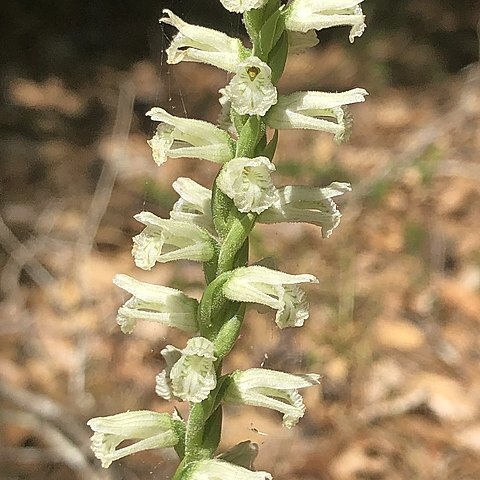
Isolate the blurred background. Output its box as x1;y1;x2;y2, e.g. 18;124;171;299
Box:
1;0;480;479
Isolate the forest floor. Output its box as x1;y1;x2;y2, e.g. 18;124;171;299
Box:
1;43;480;480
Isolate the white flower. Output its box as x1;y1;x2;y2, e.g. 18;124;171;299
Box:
285;0;366;43
160;9;247;72
188;459;272;480
287;30;319;54
224;369;320;428
265;88;368;142
223;266;318;328
258;182;351;238
217;157;278;214
170;177;214;233
155;337;217;403
219;0;269;14
112;274;198;334
146;107;234;165
87;411;179;468
132;212;216;270
224;56;277;116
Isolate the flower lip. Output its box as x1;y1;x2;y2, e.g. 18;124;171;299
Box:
223;56;278;116
216;156;278;214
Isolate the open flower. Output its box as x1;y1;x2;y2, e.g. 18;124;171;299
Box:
155;337;217;403
112;274;198;334
223;266;318;328
217;156;278;214
258;182;352;238
219;0;269;14
265;88;368;142
285;0;366;43
87;411;179;468
132;212;216;270
224;56;277;116
170;177;214;233
224;368;320;428
146;107;235;165
160;9;247;72
188;459;272;480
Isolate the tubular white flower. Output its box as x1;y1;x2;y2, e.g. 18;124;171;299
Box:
160;9;247;72
287;30;320;54
170;177;214;233
224;56;277;116
265;88;368;142
224;369;320;428
132;212;216;270
146;107;235;165
223;266;318;328
258;182;352;238
219;0;269;14
87;411;179;468
188;459;272;480
155;337;217;403
217;156;278;214
285;0;366;43
112;274;198;334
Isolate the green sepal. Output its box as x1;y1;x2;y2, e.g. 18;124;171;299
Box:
236;116;265;158
263;130;279;160
268;30;289;84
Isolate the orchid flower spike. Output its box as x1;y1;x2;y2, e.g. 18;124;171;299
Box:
258;182;352;238
219;0;269;14
216;156;278;214
285;0;366;43
132;212;216;270
186;459;272;480
223;266;318;328
224;368;320;428
224;56;278;116
266;88;368;142
160;9;248;72
112;274;198;334
87;411;180;468
155;337;217;403
170;177;214;234
146;107;235;166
